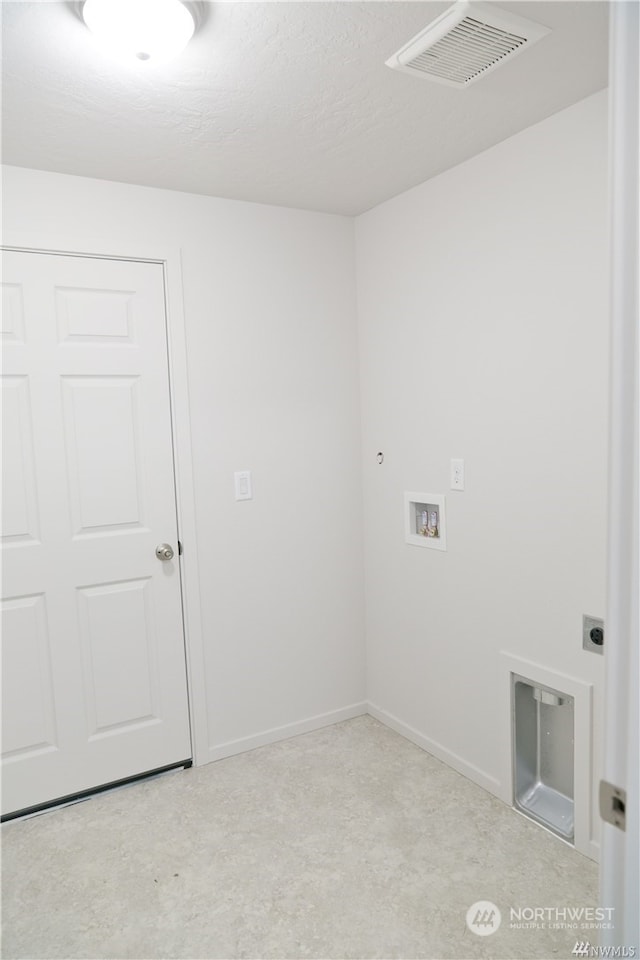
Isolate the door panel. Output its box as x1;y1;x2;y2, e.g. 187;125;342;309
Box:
62;375;144;533
1;377;40;543
1;251;191;816
77;577;160;736
1;594;56;757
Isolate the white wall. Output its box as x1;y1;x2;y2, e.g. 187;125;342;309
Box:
355;91;609;854
1;165;366;760
1;90;610;853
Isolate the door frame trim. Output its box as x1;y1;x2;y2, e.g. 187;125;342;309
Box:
1;236;209;767
600;0;640;947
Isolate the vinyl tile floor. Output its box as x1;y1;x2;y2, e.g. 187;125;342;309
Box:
1;715;598;960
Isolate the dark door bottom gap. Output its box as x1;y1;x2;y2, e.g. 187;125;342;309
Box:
1;759;193;823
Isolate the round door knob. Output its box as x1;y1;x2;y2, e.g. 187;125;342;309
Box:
156;543;174;561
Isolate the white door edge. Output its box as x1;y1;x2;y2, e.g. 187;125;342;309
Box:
1;235;210;768
601;1;640;951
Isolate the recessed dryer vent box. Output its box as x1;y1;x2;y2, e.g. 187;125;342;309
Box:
404;492;447;551
512;674;575;842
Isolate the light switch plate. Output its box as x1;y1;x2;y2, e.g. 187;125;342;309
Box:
234;470;252;501
450;459;465;491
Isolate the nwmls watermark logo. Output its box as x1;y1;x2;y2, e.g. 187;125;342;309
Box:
465;901;502;936
466;902;618;938
572;943;636;958
509;906;615;932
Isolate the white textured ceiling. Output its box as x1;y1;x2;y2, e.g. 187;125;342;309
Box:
1;1;608;215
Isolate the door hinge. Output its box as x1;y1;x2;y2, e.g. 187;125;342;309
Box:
178;540;183;556
599;780;626;831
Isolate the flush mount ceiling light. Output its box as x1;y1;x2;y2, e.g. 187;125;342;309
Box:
82;0;195;64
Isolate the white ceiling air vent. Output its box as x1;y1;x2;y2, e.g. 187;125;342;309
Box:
386;1;550;88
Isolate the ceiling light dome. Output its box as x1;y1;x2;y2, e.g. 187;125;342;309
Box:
82;0;195;64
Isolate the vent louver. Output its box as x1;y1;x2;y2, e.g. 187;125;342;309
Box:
386;1;550;88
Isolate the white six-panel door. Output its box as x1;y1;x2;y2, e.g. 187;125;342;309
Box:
1;250;192;816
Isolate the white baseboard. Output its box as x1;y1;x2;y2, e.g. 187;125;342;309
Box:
367;701;501;798
204;701;368;763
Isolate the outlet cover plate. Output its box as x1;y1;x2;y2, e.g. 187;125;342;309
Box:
450;458;465;491
583;614;604;655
